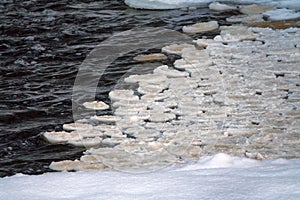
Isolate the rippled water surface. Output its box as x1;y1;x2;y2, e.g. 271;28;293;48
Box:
0;0;240;177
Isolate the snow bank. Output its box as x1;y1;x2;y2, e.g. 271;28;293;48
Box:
1;153;299;200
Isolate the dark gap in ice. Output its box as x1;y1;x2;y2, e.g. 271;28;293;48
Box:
274;72;285;78
251;121;260;126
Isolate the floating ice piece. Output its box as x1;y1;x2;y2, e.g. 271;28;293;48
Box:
124;74;167;85
149;111;176;122
114;105;148;116
167;77;199;90
181;48;210;60
209;2;237;12
42;131;83;144
226;14;264;24
101;137;124;147
67;137;102;147
109;89;139;102
104;129;125;138
144;122;174;131
239;4;274;14
124;125;144;134
62;123;93;131
133;53;167;62
125;126;160;139
116;102;148;111
180;49;213;67
82;101;109;110
116;118;144;130
49;160;107;171
137;83;166;94
153;65;189;78
112;99;145;108
195;38;221;48
182;21;219;34
49;160;79;171
263;8;300;21
162;43;195;55
148;99;178;110
90;115;121;123
72;129;104;138
80;155;104;163
173;59;202;73
94;125;121;132
173;58;199;67
141;93;169;101
148;103;172;113
215;26;258;42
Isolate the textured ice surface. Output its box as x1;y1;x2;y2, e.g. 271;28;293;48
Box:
125;0;300;10
1;153;299;200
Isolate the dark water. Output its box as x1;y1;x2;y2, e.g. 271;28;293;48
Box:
0;0;238;177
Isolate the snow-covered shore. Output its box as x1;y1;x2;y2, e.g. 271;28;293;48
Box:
1;153;300;200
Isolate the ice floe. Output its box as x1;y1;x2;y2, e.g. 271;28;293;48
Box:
133;53;167;62
90;115;121;123
209;2;238;11
239;4;274;14
182;21;219;34
162;43;195;55
62;123;93;131
82;101;109;110
42;131;83;144
263;8;300;21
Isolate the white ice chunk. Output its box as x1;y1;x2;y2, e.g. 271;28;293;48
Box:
263;8;300;21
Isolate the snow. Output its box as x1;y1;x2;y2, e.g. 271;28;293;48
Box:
124;0;300;10
1;153;300;200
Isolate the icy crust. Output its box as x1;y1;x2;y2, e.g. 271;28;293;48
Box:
0;154;300;200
